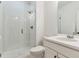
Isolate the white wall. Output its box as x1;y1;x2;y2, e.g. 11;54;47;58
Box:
36;1;44;45
36;1;58;45
44;1;58;36
77;11;79;32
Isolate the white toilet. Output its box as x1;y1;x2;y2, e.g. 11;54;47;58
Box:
30;46;45;58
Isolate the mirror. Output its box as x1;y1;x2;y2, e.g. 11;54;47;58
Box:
57;1;79;35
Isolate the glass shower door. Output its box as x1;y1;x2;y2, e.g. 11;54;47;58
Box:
1;1;36;58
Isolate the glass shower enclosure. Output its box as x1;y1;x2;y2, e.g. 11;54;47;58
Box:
0;1;36;58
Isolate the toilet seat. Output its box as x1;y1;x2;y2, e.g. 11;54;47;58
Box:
30;46;45;52
30;46;45;55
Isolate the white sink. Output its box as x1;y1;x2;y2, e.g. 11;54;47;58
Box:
56;36;77;42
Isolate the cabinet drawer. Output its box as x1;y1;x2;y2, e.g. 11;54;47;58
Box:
43;40;79;58
45;47;57;58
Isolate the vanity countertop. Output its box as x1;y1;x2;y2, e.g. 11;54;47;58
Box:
43;35;79;51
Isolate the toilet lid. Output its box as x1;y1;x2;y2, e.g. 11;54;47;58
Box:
30;46;45;53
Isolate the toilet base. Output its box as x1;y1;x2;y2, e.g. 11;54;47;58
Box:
26;52;44;58
29;46;45;58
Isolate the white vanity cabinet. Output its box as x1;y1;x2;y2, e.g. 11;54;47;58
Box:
45;47;57;58
45;47;66;58
57;53;66;58
43;39;79;58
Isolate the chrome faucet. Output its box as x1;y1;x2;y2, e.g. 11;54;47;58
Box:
67;34;74;39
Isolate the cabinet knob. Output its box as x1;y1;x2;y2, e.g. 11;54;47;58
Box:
54;55;57;58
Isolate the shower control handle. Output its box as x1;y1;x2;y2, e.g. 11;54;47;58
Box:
30;26;33;29
21;29;23;34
